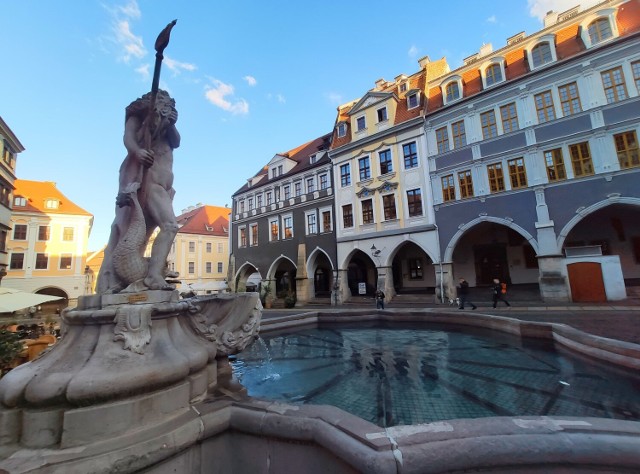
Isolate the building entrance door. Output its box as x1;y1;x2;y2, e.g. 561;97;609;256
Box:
567;262;606;302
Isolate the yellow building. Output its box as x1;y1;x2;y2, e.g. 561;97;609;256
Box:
0;117;25;283
5;180;93;310
169;204;230;294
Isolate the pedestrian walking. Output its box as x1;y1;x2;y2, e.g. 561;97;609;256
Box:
492;278;511;308
457;278;477;310
375;289;386;309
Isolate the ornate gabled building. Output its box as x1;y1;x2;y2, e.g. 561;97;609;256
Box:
5;179;93;309
327;0;640;303
0;117;25;284
169;204;230;294
230;134;336;306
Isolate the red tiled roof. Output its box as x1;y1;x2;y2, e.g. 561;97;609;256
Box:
13;179;92;216
176;205;230;236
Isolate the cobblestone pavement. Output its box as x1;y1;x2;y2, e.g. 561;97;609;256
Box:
262;301;640;346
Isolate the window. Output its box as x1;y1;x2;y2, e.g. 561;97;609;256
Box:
340;163;351;187
270;218;279;241
337;123;347;138
487;163;505;193
588;18;612;45
188;262;195;274
403;142;418;169
248;197;254;210
275;187;280;201
534;90;555;123
544;149;566;182
531;42;552;68
361;199;374;224
500;103;519;133
601;67;627;104
0;230;5;253
319;174;329;190
306;177;315;193
309;154;318;164
218;262;223;273
409;259;423;280
13;224;27;240
407;93;419;109
10;253;24;270
558;82;582;116
377;107;388;122
321;210;332;233
569;142;594;177
38;225;50;241
358;157;371;181
239;200;245;213
283;185;291;199
250;224;259;246
436;127;449;153
481;110;498;139
407;189;423;217
356;116;366;131
445;82;460;102
13;197;26;207
508;158;528;188
383;194;397;220
614;131;639;169
452;120;466;148
458;170;474;199
278;165;283;176
35;253;48;270
399;82;408;93
294;182;302;196
306;212;317;235
283;216;293;238
632;61;640;92
189;241;195;252
379;150;392;174
61;226;74;241
44;199;59;209
218;243;223;253
206;242;212;253
342;204;354;228
206;262;212;273
485;64;503;86
256;195;263;207
60;254;72;270
442;175;455;202
266;192;273;205
239;227;247;247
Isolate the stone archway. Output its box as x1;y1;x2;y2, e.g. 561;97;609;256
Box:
266;256;297;300
389;241;435;294
344;250;377;297
306;248;334;299
35;287;68;314
234;263;261;293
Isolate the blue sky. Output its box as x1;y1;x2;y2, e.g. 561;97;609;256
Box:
0;0;598;249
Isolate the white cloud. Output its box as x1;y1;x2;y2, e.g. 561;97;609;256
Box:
135;63;150;80
325;92;343;106
276;94;286;103
118;0;141;19
164;56;197;74
527;0;601;21
408;45;419;58
204;79;249;115
113;19;146;62
244;75;257;86
486;15;497;23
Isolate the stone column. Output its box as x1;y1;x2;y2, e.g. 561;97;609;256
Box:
295;243;310;306
434;262;455;304
376;266;394;299
336;268;350;305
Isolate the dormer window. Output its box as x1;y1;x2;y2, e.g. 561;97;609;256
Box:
480;59;506;89
580;9;618;49
310;154;317;164
44;199;59;209
13;197;26;207
525;35;557;70
441;77;463;105
399;82;408;93
407;92;419;109
356;116;366;132
377;107;388;122
337;122;347;138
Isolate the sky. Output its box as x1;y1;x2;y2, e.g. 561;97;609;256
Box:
0;0;600;250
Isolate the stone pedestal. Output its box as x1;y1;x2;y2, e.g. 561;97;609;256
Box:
538;256;570;302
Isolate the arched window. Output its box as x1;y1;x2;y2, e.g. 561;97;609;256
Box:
531;42;552;68
588;18;612;44
445;82;460;102
485;64;503;86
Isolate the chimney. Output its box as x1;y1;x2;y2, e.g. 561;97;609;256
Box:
479;43;493;57
544;10;559;28
374;78;387;90
418;55;431;69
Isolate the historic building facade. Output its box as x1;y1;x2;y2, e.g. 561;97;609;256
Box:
229;134;336;306
422;0;640;302
5;179;93;309
0;117;24;284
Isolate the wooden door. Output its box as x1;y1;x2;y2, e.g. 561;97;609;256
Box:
567;262;606;302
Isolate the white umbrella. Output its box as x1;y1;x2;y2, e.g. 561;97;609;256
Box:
0;288;63;313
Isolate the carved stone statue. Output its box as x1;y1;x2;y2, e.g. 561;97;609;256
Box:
96;89;181;294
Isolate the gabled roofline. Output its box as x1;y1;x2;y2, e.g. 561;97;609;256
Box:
348;91;396;116
0;116;26;152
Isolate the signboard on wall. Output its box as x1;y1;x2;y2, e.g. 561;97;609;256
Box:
358;282;366;295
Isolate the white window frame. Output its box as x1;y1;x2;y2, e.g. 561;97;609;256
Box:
377;106;388;123
319;206;333;233
218;262;223;273
12;224;27;240
305;210;318;236
407;92;419;109
294;181;302;197
269;217;280;242
59;253;73;270
441;76;463;105
337;122;347;138
319;173;329;190
238;225;247;248
206;242;212;253
249;223;259;246
480;58;506;89
34;252;49;270
44;199;59;209
306;176;316;193
524;35;557;70
206;262;212;273
580;9;618;49
282;214;294;239
13;197;26;207
356;115;366;132
218;243;223;253
62;226;75;242
9;252;25;270
37;225;50;242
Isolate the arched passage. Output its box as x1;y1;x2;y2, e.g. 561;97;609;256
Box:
306;248;335;298
234;262;261;292
266;256;297;298
35;287;68;314
344;250;377;296
389;241;435;294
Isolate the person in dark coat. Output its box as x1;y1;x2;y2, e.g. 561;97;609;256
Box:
492;278;511;308
375;289;386;309
457;278;476;310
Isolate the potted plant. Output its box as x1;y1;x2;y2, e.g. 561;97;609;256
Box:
260;283;273;309
284;292;297;308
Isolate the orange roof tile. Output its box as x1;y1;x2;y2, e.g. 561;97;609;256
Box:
177;205;230;236
13;179;92;216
